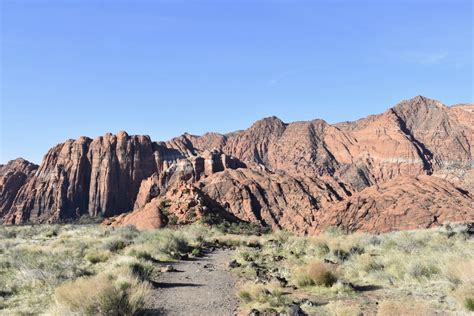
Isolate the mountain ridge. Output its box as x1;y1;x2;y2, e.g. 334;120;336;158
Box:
1;96;473;233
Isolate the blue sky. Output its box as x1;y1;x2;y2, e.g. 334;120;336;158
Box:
1;0;472;164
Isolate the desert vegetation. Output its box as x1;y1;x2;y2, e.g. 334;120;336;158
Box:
230;223;474;315
0;224;212;315
0;222;472;315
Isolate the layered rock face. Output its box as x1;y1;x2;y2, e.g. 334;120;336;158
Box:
1;96;473;233
3;133;164;223
312;175;474;234
180;96;473;192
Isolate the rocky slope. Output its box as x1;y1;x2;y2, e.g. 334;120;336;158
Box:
1;96;473;233
311;175;474;234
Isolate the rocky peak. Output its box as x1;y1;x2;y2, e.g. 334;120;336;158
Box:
0;158;38;176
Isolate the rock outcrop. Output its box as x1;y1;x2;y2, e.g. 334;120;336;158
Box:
2;133;161;224
0;158;38;218
198;169;351;234
181;96;474;192
1;96;473;234
312;175;474;234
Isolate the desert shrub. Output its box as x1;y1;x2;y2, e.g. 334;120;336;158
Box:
294;261;337;288
103;239;130;252
215;220;271;235
333;248;350;262
129;261;155;281
85;251;110;264
267;288;288;308
0;227;17;239
111;225;140;241
132;250;154;261
215;235;244;248
244;237;262;248
238;289;252;303
314;242;330;257
237;283;269;303
294;271;314;288
349;245;365;256
326;300;361;316
11;248;86;289
407;262;439;280
136;229;189;259
240;251;256;262
393;232;427;254
44;226;60;238
53;271;151;315
237;282;286;307
307;262;338;287
465;297;474;311
358;253;384;273
158;233;189;257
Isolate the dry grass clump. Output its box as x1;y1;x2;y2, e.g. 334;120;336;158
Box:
128;260;155;281
325;300;361;316
294;261;338;288
53;269;152;315
445;258;474;311
238;283;269;303
376;299;433;316
238;282;288;310
85;250;110;264
134;229;190;259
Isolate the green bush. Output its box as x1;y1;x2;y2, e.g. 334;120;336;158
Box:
85;251;109;264
132;250;154;262
103;239;129;252
465;298;474;311
129;261;155;281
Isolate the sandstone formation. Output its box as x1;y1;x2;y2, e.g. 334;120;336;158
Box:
176;96;473;192
1;96;473;234
197;169;351;234
0;158;38;218
312;175;474;234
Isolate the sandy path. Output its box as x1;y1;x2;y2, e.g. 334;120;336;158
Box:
147;249;238;316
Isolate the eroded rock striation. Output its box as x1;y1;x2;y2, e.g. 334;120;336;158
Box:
1;96;473;233
312;175;474;234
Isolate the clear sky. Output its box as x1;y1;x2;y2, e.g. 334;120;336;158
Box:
1;0;472;164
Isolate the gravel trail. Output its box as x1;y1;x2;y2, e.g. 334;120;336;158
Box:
147;249;238;316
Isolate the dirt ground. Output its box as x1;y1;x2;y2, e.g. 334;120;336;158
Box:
147;249;238;316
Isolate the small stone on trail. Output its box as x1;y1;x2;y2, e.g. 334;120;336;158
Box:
228;259;240;268
160;265;176;272
285;304;307;316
